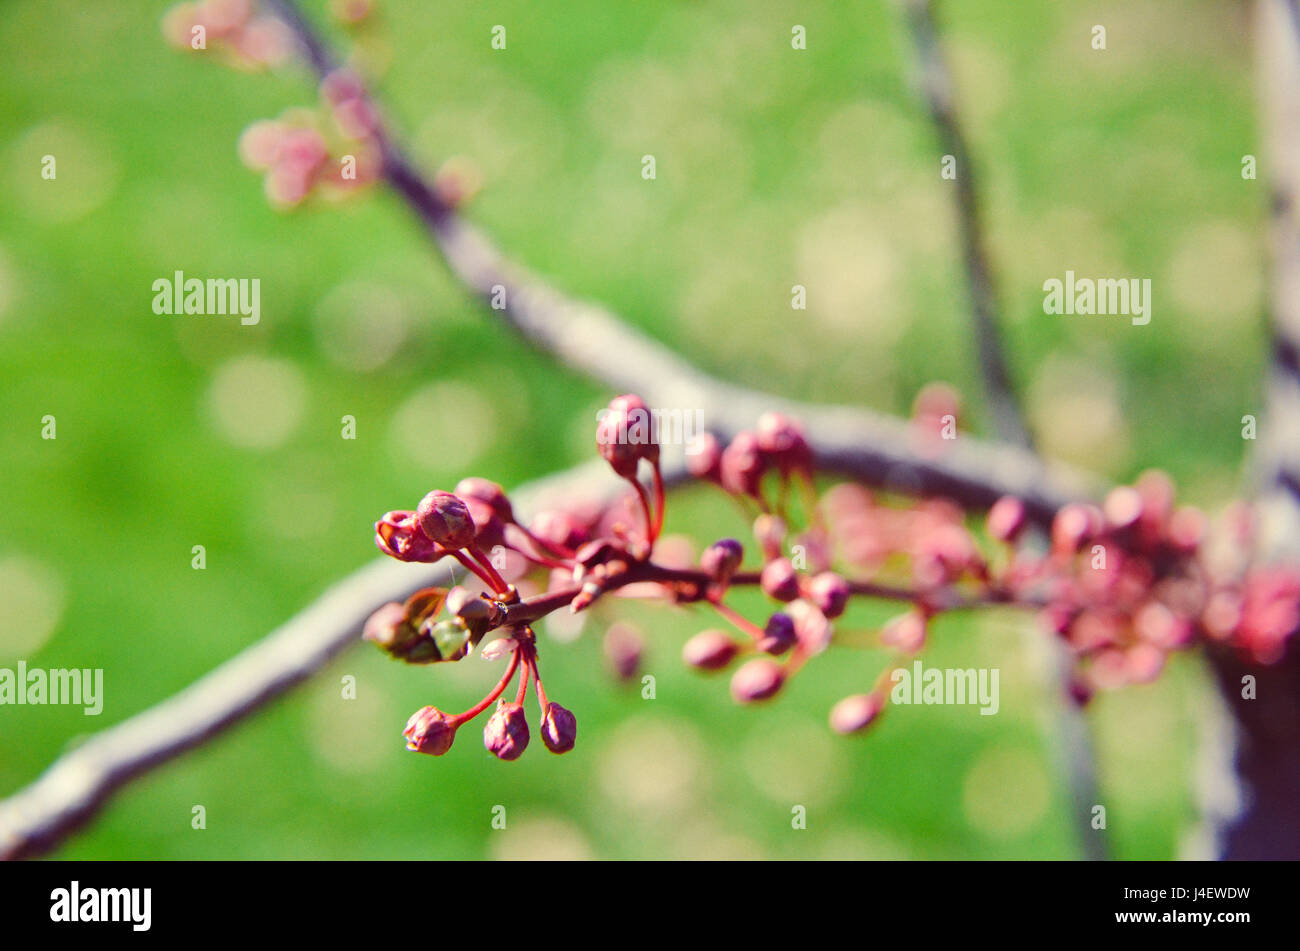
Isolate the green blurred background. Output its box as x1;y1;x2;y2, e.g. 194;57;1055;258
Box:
0;0;1264;858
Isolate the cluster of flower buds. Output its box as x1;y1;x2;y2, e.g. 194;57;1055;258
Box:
235;69;382;208
163;0;292;70
400;626;577;761
370;393;1300;760
165;2;385;208
1018;475;1300;688
687;411;813;507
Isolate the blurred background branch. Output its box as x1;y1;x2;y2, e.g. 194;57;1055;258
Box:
898;0;1033;451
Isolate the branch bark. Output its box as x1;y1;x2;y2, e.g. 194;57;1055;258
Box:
1206;0;1300;860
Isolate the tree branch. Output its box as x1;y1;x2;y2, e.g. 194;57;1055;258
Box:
0;459;662;860
0;0;1121;863
1202;0;1300;860
898;0;1033;449
264;0;1093;525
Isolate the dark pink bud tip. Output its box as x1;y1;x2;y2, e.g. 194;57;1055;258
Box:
700;538;744;585
986;496;1027;544
597;394;659;478
404;706;457;755
807;571;850;619
540;702;577;754
483;700;530;760
755;411;813;475
757;612;797;655
760;557;800;602
416;490;477;550
374;510;441;562
730;657;785;703
829;693;884;734
682;629;740;670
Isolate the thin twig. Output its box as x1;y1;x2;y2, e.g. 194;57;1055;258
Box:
899;0;1032;449
899;0;1107;858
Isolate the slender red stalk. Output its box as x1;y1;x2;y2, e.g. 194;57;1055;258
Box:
452;648;521;724
466;544;510;594
650;462;666;541
451;549;498;592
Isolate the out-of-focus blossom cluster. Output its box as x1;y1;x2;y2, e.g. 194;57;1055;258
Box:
163;0;292;70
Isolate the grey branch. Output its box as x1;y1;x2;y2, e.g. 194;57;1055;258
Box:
268;0;1092;525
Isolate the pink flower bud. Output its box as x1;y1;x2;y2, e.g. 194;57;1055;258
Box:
787;599;833;654
1124;643;1166;684
686;432;723;482
530;509;589;551
202;0;254;38
1103;485;1142;533
1052;503;1100;555
404;705;457;755
416;490;477;550
1167;506;1205;554
479;636;517;661
760;557;799;602
730;657;785;703
455;477;515;524
700;539;743;585
483;700;530;760
807;571;850;619
986;496;1027;543
756;612;797;655
604;622;643;681
1135;469;1175;530
880;610;926;653
1134;601;1192;649
755;411;813;475
752;514;787;562
720;431;766;498
374;510;441;562
597;394;658;478
363;601;418;653
238;120;286;171
539;702;577;754
829;692;884;734
682;629;739;670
